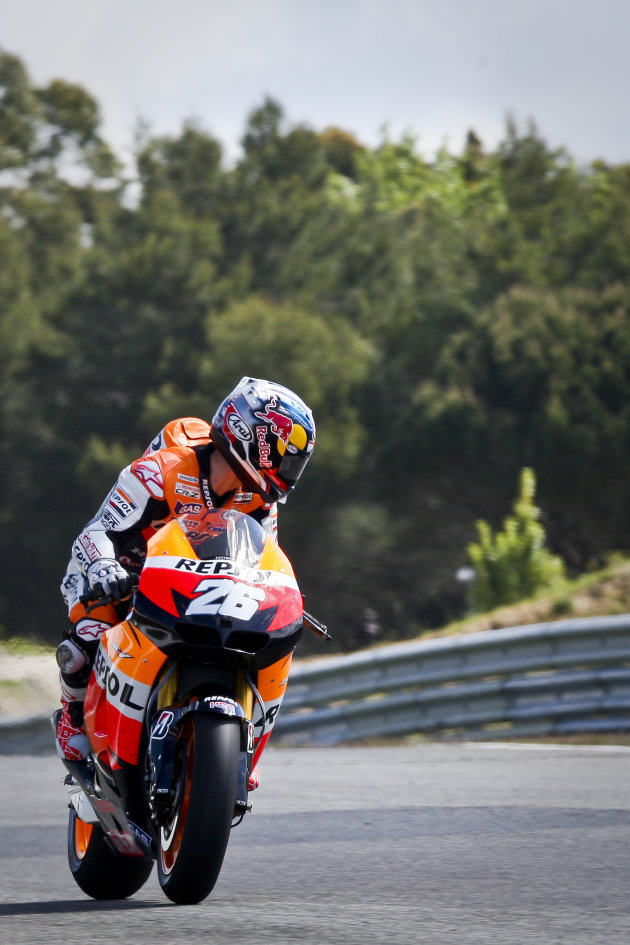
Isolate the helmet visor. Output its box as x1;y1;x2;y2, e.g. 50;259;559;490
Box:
277;449;311;485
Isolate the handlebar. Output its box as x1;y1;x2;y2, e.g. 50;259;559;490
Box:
79;574;140;611
79;576;328;638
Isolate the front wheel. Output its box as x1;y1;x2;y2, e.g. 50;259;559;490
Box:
156;713;241;904
67;807;154;899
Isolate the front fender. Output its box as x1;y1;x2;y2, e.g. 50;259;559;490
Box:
147;696;254;819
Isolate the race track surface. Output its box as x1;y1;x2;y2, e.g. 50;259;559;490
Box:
1;742;629;945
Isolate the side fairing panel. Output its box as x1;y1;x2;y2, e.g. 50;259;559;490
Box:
84;621;167;766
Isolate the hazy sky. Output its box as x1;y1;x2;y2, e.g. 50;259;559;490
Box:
3;0;629;165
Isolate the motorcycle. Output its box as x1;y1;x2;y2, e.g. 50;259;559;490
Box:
52;507;329;904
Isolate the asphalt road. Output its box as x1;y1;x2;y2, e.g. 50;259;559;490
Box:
0;742;629;945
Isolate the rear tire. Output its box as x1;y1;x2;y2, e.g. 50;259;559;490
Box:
156;713;240;904
67;808;154;900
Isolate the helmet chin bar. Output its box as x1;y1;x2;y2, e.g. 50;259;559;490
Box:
236;453;267;494
230;442;296;503
227;447;282;502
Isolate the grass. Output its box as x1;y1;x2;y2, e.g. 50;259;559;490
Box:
0;636;54;657
419;554;630;642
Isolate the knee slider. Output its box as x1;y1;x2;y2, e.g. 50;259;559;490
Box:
56;639;88;676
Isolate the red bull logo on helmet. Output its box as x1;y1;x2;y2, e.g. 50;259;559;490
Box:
254;397;294;444
256;425;272;467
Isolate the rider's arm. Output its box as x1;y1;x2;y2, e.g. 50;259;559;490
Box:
70;458;169;576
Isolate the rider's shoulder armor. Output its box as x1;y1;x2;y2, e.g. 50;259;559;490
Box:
143;417;212;455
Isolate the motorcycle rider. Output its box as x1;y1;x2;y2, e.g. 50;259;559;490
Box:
55;377;316;790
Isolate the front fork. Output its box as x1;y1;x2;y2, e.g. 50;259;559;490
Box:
147;663;256;823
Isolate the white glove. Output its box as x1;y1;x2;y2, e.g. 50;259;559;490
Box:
87;558;132;602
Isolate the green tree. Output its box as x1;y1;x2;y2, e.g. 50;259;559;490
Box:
0;50;118;180
0;50;39;169
217;98;331;297
467;468;565;612
136;121;223;217
318;126;364;179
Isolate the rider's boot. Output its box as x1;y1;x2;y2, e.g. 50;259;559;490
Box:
55;694;89;761
55;637;91;761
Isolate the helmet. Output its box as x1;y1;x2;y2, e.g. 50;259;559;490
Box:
211;377;316;503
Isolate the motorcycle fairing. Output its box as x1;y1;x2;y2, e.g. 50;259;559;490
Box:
136;561;301;629
62;756;153;858
84;510;302;783
131;515;304;666
133;516;303;638
84;620;167;767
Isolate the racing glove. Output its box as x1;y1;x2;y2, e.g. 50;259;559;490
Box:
86;558;132;602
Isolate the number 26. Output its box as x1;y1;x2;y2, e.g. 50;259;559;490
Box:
186;579;265;620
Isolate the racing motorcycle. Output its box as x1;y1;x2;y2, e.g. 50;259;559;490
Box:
52;508;328;904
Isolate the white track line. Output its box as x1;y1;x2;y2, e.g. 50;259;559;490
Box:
462;741;630;753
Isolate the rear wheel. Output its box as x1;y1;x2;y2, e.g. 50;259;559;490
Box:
67;807;154;900
156;713;240;904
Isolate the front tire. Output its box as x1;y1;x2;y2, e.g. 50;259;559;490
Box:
67;808;154;899
156;713;240;904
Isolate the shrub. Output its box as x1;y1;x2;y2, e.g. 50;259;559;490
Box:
467;468;565;612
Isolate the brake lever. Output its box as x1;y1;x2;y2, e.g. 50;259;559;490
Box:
303;610;331;641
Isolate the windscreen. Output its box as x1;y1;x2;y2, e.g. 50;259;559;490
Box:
178;508;266;568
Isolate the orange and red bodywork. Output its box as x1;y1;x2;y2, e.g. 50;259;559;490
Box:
83;513;302;771
84;621;167;767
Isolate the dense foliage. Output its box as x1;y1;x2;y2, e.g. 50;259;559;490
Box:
2;51;630;652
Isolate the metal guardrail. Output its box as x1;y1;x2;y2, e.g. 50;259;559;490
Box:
274;615;630;744
4;615;630;753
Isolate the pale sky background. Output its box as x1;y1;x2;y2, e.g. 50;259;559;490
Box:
3;0;629;167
